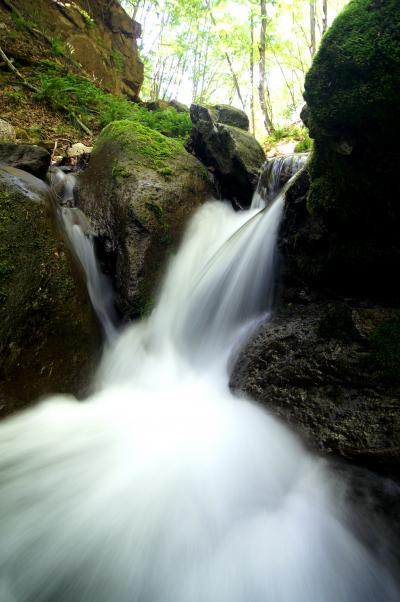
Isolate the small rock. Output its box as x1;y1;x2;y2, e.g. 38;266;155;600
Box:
0;119;16;143
66;143;93;158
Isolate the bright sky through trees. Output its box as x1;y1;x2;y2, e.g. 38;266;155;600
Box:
120;0;349;136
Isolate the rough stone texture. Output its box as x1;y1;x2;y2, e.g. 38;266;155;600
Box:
190;104;249;131
188;104;265;207
230;301;400;475
0;143;51;179
0;0;144;99
302;0;400;298
0;119;16;143
0;166;101;417
77;120;213;319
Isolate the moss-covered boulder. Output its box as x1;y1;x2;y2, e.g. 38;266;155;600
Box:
0;167;101;417
188;104;264;207
301;0;400;297
77;120;213;318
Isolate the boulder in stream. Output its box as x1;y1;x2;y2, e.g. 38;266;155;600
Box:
0;166;101;417
77;120;213;318
188;103;265;207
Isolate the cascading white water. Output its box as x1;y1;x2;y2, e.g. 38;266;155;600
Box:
47;167;117;342
252;153;308;209
0;185;398;600
61;207;117;342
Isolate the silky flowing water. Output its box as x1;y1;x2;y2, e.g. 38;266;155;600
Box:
0;163;398;601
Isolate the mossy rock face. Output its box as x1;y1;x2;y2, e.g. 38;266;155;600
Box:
0;167;101;417
302;0;400;297
77;120;213;318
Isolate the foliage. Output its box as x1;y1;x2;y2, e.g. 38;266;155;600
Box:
32;63;192;140
50;37;66;57
369;317;400;380
10;11;39;30
121;0;349;135
262;124;312;152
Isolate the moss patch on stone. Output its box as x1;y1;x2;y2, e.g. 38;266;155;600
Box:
299;0;400;297
95;120;183;171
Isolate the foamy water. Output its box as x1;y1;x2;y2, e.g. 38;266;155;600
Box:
0;192;398;601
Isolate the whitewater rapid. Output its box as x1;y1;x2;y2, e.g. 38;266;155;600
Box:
0;191;398;601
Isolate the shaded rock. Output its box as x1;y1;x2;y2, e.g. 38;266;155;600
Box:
230;302;400;475
77;120;213;318
190;104;249;130
301;0;400;298
169;100;189;113
0;166;101;417
0;144;50;179
188;104;265;207
0;119;15;143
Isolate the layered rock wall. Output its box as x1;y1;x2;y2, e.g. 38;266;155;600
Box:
0;0;143;99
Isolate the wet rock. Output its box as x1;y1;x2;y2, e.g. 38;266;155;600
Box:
188;103;265;207
230;302;400;474
0;166;101;417
77;120;213;319
0;144;51;179
0;119;16;143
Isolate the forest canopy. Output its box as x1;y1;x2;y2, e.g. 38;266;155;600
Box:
120;0;349;136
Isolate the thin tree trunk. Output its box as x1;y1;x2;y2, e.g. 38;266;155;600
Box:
322;0;328;33
258;0;274;133
250;12;255;135
205;0;245;109
310;0;316;56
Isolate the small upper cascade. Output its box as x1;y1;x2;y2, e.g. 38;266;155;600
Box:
48;167;118;342
251;153;308;209
61;208;118;342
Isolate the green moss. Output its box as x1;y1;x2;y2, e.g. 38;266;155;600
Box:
96;120;183;171
112;163;131;179
145;201;164;221
368;316;400;380
299;0;400;293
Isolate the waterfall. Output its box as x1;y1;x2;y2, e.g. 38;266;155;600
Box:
61;207;117;342
48;168;117;342
252;153;308;209
0;178;398;600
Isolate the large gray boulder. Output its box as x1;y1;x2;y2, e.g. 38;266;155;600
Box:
188;104;265;207
0;144;51;179
0;166;101;417
77;120;213;319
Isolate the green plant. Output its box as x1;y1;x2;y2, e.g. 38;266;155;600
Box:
31;62;192;141
111;49;125;75
11;11;39;30
51;37;65;57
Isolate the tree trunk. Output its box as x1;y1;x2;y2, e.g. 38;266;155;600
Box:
250;12;255;135
258;0;274;133
205;0;246;109
322;0;328;34
310;0;316;56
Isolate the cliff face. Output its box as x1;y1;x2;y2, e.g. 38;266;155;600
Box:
0;0;143;99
